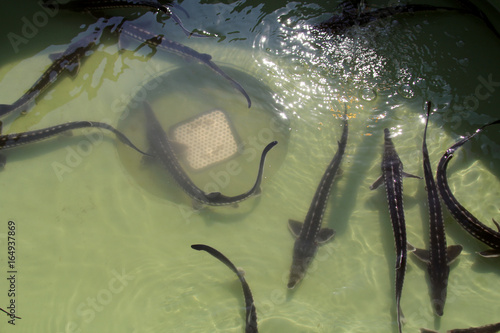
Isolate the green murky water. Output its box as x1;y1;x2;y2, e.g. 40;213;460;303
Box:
0;1;499;332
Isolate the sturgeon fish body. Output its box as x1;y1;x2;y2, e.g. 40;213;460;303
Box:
44;0;201;38
0;19;111;118
0;120;149;167
436;119;500;258
191;244;257;333
421;321;500;333
287;111;348;289
316;2;472;35
371;128;421;333
409;101;462;316
119;22;251;108
143;102;276;207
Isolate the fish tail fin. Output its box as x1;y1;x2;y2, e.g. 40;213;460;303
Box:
397;302;405;333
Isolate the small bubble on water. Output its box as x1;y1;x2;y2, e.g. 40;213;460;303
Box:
456;40;465;48
360;88;377;101
398;84;415;99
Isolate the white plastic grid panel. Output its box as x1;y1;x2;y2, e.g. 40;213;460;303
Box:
170;110;239;170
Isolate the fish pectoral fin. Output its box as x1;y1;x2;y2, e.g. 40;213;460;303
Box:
477;249;500;258
200;52;212;62
49;52;64;62
492;218;500;232
65;59;82;77
140;151;157;167
288;220;303;238
317;227;335;243
370;175;384;190
410;247;430;264
170;141;189;156
402;171;422;180
446;245;463;264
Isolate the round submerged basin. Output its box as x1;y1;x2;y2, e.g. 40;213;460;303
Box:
116;63;290;209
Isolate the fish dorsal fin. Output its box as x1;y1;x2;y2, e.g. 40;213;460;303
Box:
65;59;81;77
446;245;463;264
49;52;64;62
317;227;335;244
410;247;430;264
288;220;303;238
478;249;500;258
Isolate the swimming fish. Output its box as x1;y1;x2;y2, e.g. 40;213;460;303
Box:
0;21;107;118
191;244;257;333
436;119;500;258
42;0;200;37
120;22;251;108
370;128;421;333
0;120;149;168
316;2;469;35
143;102;275;207
421;321;500;333
287;108;348;289
408;101;462;316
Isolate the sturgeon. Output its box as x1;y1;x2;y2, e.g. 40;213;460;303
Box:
0;20;110;118
0;120;149;167
43;0;201;38
143;102;276;207
421;321;500;333
316;2;470;35
370;128;421;333
436;119;500;258
191;244;257;333
119;22;251;108
287;110;348;289
408;101;462;316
